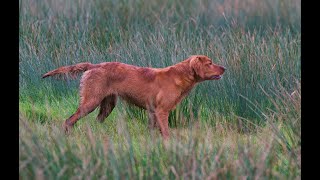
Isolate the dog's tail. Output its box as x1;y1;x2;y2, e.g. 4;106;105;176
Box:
42;62;99;79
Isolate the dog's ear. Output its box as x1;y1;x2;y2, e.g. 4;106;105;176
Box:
190;56;205;79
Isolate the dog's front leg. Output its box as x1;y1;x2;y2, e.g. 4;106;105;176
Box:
154;110;170;140
147;111;158;129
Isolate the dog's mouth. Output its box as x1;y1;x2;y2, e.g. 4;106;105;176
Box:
210;75;222;80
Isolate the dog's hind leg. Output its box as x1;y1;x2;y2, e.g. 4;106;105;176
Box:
63;97;102;133
96;94;117;122
63;70;106;133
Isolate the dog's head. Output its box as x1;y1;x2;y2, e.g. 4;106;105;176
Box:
189;55;226;81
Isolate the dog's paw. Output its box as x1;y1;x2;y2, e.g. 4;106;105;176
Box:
162;138;170;150
96;116;105;123
62;122;72;135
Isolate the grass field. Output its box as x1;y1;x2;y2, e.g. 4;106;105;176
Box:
19;0;301;179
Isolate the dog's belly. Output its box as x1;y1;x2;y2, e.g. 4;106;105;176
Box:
119;93;148;109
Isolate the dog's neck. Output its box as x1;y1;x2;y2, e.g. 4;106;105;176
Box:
168;60;198;93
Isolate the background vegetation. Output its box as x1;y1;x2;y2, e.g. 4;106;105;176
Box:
19;0;301;179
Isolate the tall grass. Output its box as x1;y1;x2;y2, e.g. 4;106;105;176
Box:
19;0;300;179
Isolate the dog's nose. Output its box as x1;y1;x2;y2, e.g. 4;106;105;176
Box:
221;66;227;71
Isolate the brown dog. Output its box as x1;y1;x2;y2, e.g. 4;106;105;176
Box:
43;55;226;139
